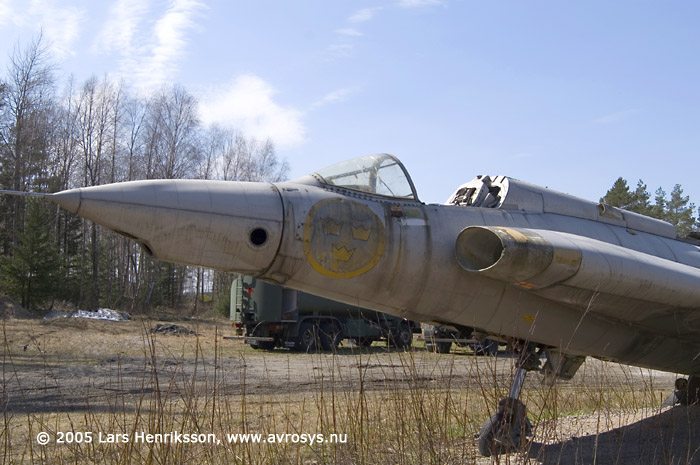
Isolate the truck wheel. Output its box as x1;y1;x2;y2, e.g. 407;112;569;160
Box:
389;322;413;349
320;321;343;351
433;341;452;353
474;339;498;356
485;339;498;356
294;321;318;353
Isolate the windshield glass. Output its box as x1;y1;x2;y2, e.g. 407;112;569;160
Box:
314;154;418;200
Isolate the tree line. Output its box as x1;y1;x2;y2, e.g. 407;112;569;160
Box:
0;37;288;313
2;38;698;316
602;178;697;236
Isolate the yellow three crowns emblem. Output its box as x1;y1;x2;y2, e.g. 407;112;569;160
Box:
304;198;386;278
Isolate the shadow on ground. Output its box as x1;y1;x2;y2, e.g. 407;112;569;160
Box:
529;405;700;465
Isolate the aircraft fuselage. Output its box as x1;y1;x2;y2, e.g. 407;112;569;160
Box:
45;154;700;376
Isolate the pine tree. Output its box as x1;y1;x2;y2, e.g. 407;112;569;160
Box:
1;199;60;311
603;178;653;215
603;178;634;209
651;187;667;220
630;180;651;216
665;184;696;235
603;178;698;235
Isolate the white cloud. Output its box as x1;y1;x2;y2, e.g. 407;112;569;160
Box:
326;8;379;61
93;0;150;54
594;109;640;125
0;0;12;26
138;0;206;89
396;0;445;7
24;0;85;58
311;87;356;109
348;7;381;23
94;0;206;91
326;42;354;58
335;28;363;37
199;75;306;149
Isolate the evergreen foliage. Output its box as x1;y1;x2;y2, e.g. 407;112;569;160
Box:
602;177;653;216
666;184;696;235
631;180;651;216
1;199;60;311
603;178;698;235
0;38;288;313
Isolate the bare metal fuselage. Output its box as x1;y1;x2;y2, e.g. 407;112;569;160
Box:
46;155;700;375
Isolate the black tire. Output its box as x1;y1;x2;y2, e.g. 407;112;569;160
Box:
679;376;700;405
474;339;498;356
294;321;318;353
389;322;413;349
477;412;529;457
436;341;452;353
477;400;531;457
477;413;502;457
319;321;343;351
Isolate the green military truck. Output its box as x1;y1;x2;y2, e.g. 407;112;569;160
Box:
422;324;500;355
231;275;420;351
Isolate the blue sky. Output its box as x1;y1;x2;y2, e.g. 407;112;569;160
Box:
2;0;700;207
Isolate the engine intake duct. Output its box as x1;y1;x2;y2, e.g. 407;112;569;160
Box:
455;226;700;308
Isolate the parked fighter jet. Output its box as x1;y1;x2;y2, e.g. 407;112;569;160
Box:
5;153;700;456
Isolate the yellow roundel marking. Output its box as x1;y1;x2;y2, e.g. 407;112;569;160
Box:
523;315;536;324
303;198;386;278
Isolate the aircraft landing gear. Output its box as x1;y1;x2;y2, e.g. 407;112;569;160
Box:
671;376;700;406
477;343;540;457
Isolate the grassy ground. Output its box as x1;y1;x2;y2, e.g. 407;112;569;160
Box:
0;315;693;464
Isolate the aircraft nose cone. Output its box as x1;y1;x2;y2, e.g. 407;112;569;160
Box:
50;188;82;214
46;179;285;274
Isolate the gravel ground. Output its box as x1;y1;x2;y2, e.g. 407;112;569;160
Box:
2;316;698;464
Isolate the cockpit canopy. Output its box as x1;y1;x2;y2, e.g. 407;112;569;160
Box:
314;153;419;201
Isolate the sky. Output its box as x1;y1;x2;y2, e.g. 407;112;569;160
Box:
1;0;700;207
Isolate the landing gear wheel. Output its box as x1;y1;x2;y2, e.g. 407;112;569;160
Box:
357;337;374;347
477;398;532;457
477;343;539;458
677;376;700;405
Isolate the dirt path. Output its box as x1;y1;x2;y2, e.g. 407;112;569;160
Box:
2;317;698;464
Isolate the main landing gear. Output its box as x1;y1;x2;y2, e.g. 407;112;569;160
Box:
477;342;541;457
668;376;700;406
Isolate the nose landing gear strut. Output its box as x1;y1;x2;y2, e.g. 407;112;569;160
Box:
477;343;542;457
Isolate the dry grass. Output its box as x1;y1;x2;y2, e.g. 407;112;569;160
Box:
0;317;696;464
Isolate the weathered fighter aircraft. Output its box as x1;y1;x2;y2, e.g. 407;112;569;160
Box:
6;153;700;456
